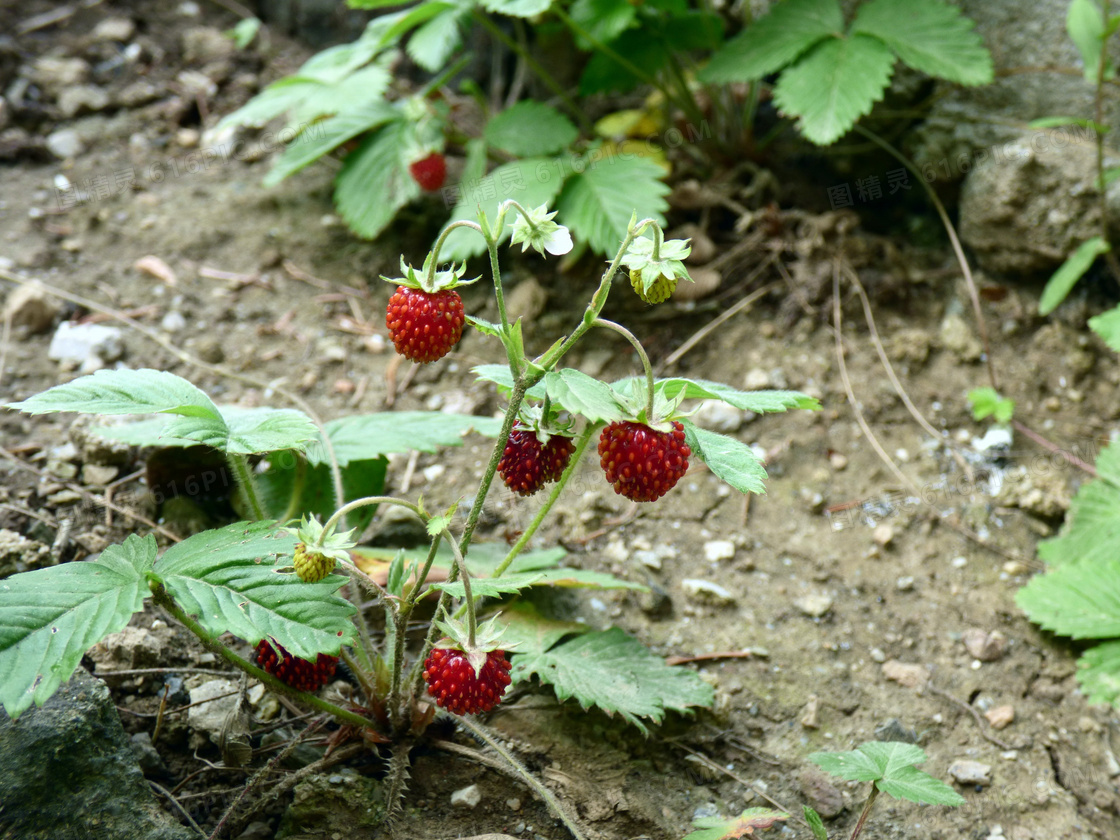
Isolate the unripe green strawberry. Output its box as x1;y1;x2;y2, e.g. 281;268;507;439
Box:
629;268;677;304
293;542;334;583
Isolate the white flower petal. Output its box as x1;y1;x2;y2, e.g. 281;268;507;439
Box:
544;227;573;256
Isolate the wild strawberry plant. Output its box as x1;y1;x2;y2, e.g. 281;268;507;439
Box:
1;202;818;824
211;0;991;245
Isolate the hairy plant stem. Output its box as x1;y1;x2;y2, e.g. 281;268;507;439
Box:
278;456;307;523
443;529;477;646
151;584;375;731
348;574;378;673
427;220;483;287
226;454;265;522
339;647;378;703
387;608;408;734
537;218;657;370
319;495;423;542
594;318;656;420
471;10;591;135
848;786;879;840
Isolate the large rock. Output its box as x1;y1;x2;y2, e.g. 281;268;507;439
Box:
0;668;194;840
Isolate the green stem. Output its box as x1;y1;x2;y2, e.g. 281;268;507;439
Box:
848;786;879;840
227;454;265;522
1095;0;1120;282
152;584;375;732
339;647;378;703
348;572;377;672
319;496;422;544
471;10;591;135
494;423;596;578
593;318;655;420
419;53;472;100
279;456;307;524
650;221;663;261
387;607;408;733
426;220;484;288
443;529;477;647
537;218;657;371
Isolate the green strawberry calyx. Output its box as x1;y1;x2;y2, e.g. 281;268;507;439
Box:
380;252;480;294
282;515;357;565
620;235;693;301
433;615;516;676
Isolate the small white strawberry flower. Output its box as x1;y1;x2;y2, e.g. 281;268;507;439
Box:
509;204;573;257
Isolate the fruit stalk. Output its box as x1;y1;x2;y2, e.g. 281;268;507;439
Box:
226;453;266;522
593;318;656;420
151;584;375;731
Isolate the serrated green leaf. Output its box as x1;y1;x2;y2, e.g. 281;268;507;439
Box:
471;364;548;399
0;534;156;718
681;420;767;495
223;408;320;455
851;0;992;86
440;158;568;259
682;808;789;840
485;102;579;157
701;0;842;83
298;38;383;84
334;122;421;239
1038;441;1120;566
570;0;636;47
646;377;820;413
1068;0;1110;83
1089;305;1120;352
313;411;502;467
386;550;408;598
803;806;828;840
264;101;400;187
1040;237;1112;315
432;573;545;599
7;368;222;421
1016;558;1120;639
556;154;669;255
153;521;356;660
289;64;393;125
215;77;326;132
488;602;587;655
478;0;552;17
433;567;646;598
511;626;713;733
408;3;468;71
877;765;965;806
1078;640;1120;706
544;368;629;423
773;33;895;145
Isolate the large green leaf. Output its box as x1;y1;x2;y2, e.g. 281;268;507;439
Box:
1038;441;1120;566
439;158;568;259
433;567;646;598
544;368;629;424
1016;558;1120;640
851;0;992;85
1078;641;1120;706
257;454;388;532
641;377;820;413
408;2;469;71
1039;237;1112;315
511;626;713;733
485;102;579;157
681;420;768;495
0;535;156;718
313;411;502;467
489;602;588;656
264;101;400;187
1068;0;1112;83
773;33;896;145
288;64;392;125
570;0;636;46
153;521;356;660
556;154;669;255
701;0;842;83
334;122;421;239
7;368;221;420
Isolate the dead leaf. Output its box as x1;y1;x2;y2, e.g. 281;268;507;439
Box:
134;255;177;286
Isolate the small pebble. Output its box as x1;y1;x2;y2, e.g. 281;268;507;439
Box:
951;556;968;568
881;659;930;688
682;578;736;606
963;628;1008;662
873;524;894;547
896;575;915;592
829;452;848;471
703;540;736;563
948;759;992;787
794;593;833;618
985;705;1015;730
450;784;481;809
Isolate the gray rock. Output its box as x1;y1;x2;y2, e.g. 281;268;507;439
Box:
187;678;239;746
279;772;385;836
450;783;482;809
0;668;195;840
0;528;52;579
48;321;124;366
3;281;60;334
794;593;833;618
949;759;992;787
57;84;110;118
963;628;1009;662
45;128;83;159
91;18;136;42
506;277;548;323
31;57;90;92
703;540;736;563
129;731;167;775
182;26;235;64
116;80;162;107
692;399;747;433
939;313;982;362
799;767;844;818
88;626;164;673
958;131;1119;274
682;578;737;606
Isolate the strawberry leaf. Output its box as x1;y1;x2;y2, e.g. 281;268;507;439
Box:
478;0;553;17
680;420;768;495
544;368;629;424
1039;237;1111;315
511;626;713;733
556;153;669;255
1037;441;1120;567
264;101;399;186
487;602;588;655
334;121;421;239
682;808;790;840
1016;558;1120;639
7;368;221;420
408;2;469;71
1077;640;1120;706
1090;304;1120;353
485;101;579;157
810;742;964;806
314;410;502;466
0;535;156;719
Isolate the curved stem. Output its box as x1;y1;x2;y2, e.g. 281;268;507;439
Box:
427;220;484;288
537;218;657;371
471;10;591;135
650;221;663;261
227;454;265;522
320;496;423;543
495;423;597;578
279;456;307;524
152;585;375;731
443;529;476;647
594;318;655;420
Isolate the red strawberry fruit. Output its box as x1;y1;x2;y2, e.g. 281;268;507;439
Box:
255;639;338;692
498;421;577;495
541;434;576;483
422;647;512;715
598;420;691;502
386;286;465;363
409;152;447;192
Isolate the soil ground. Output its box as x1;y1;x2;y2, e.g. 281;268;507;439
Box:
2;2;1120;839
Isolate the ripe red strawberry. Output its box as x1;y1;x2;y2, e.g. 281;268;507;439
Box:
409;152;447;192
541;434;576;483
386;286;465;363
422;647;512;715
498;422;577;495
598;420;690;502
255;639;338;692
